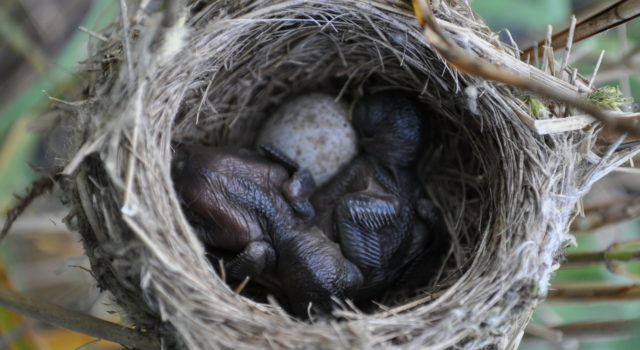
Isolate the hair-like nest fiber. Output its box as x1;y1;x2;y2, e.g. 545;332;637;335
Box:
59;0;636;348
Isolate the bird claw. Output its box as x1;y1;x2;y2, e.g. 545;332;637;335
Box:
226;240;276;280
283;168;317;220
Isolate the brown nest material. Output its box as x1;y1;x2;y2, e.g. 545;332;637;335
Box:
55;0;637;348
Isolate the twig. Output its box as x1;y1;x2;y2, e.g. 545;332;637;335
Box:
413;0;640;138
541;25;552;74
548;283;640;302
554;319;638;339
563;240;640;268
524;323;562;343
234;276;250;294
78;26;108;42
504;29;519;61
559;16;577;79
522;319;640;345
571;196;640;233
376;291;441;317
1;173;60;241
522;0;640;60
588;50;605;88
119;0;135;88
0;288;160;349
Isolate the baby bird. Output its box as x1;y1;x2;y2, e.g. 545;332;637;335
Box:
171;144;362;316
313;91;439;301
351;91;424;168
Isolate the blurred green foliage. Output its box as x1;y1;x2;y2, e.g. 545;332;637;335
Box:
0;2;116;349
473;0;570;41
0;0;116;211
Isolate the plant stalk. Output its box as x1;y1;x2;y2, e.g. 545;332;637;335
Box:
548;283;640;302
0;288;160;349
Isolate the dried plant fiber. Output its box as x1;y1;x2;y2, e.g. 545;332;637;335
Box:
58;0;638;349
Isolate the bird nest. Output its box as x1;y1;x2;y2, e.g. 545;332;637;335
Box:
56;0;636;348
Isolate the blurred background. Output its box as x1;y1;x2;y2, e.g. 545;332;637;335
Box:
0;1;121;349
0;0;639;349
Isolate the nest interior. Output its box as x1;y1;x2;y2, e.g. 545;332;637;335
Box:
59;0;637;348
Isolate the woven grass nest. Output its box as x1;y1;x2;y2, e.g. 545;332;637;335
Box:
57;0;637;349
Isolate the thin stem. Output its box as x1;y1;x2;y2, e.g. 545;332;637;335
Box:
559;16;577;78
1;173;59;241
523;319;640;345
553;319;639;338
571;196;640;233
563;250;610;267
524;323;562;342
119;0;135;88
0;288;160;349
563;242;640;268
548;283;640;302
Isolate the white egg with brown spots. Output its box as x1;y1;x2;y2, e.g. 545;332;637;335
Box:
257;93;357;186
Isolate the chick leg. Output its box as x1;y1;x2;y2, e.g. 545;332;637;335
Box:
259;143;317;220
226;240;276;281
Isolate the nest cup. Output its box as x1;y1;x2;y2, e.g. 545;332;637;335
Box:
60;0;634;348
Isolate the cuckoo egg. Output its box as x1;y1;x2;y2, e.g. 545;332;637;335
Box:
257;93;357;186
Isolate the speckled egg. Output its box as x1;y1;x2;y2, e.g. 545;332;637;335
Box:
257;93;358;186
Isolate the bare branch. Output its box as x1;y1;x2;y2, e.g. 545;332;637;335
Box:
563;240;640;269
571;196;640;233
548;283;640;302
522;0;640;60
523;319;640;345
0;288;160;349
1;173;60;241
119;0;135;88
524;323;562;342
